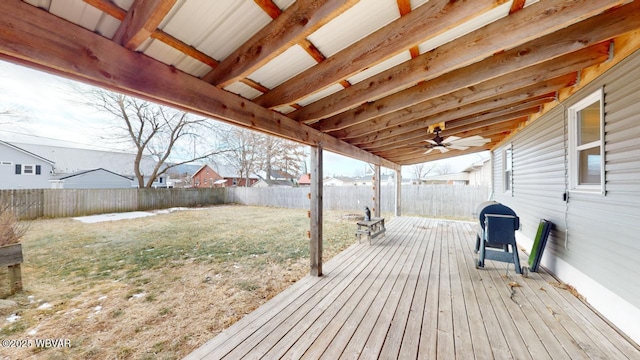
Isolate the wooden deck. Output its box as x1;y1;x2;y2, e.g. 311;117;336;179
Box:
185;217;640;359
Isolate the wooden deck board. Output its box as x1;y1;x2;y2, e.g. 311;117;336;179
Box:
185;217;640;360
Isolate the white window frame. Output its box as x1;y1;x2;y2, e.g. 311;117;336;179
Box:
23;164;35;175
568;88;605;194
503;145;513;195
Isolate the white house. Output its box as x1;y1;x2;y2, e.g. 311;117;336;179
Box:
0;140;55;189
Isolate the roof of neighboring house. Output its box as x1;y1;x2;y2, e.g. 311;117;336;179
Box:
422;172;470;182
50;168;132;181
7;142;162;176
298;173;311;185
254;179;293;187
0;140;55;165
192;163;259;179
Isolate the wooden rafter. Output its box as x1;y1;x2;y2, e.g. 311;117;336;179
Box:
328;41;611;143
396;0;420;58
371;120;525;156
290;0;626;123
204;0;356;88
328;71;580;142
85;0;220;70
256;0;506;108
0;0;399;171
358;104;546;152
112;0;177;51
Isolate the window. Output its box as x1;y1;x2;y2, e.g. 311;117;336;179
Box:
503;145;513;194
23;165;35;175
568;88;605;194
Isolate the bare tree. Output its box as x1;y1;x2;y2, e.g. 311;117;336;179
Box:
218;126;262;187
83;89;227;187
256;135;305;180
434;162;453;175
412;163;434;179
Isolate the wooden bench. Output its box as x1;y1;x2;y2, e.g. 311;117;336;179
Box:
355;217;385;244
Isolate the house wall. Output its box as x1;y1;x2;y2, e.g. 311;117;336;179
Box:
192;166;223;188
492;49;640;343
59;170;132;189
0;145;53;189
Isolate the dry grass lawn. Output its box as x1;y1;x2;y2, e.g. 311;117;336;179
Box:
0;205;365;359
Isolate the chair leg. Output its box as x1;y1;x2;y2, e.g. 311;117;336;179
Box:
511;243;522;274
478;239;486;268
475;234;480;254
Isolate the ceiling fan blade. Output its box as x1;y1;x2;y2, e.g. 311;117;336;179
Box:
442;136;460;144
437;146;449;153
423;148;435;154
448;145;470;150
450;136;490;146
424;139;438;145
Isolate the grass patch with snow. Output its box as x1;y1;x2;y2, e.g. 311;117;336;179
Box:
0;205;364;359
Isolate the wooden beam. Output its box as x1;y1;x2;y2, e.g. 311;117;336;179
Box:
389;141;501;165
204;0;357;87
84;0;127;19
291;0;626;123
253;0;282;19
360;106;542;152
394;169;402;217
85;0;220;69
0;0;399;171
313;0;640;133
330;70;579;142
347;71;585;147
112;0;177;50
310;144;323;276
150;30;220;69
373;165;381;218
509;0;526;14
256;0;506;108
369;117;528;154
397;0;420;58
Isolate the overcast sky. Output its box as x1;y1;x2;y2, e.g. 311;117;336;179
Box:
0;60;486;178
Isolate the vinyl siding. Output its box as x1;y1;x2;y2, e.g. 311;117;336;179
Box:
493;49;640;312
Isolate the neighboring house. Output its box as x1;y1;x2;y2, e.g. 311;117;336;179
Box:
50;168;132;189
0;140;55;189
323;176;356;186
421;172;470;185
298;173;311;186
252;179;294;188
191;163;259;188
191;164;224;188
464;158;492;187
0;141;167;189
491;50;640;342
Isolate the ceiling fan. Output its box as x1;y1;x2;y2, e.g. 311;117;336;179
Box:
424;127;490;154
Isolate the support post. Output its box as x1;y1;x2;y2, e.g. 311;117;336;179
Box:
373;165;381;218
310;144;323;276
395;168;402;217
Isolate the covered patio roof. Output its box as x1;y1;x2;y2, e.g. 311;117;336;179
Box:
2;0;640;169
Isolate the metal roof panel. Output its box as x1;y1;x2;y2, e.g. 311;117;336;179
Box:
161;0;271;62
224;82;263;100
247;45;317;90
307;0;400;58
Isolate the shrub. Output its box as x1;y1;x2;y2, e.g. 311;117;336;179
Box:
0;205;26;246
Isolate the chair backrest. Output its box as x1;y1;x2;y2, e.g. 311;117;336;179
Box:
479;203;519;230
484;214;518;245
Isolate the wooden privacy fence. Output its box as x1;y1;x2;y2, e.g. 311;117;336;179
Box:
227;185;490;219
2;185;489;220
1;188;226;220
